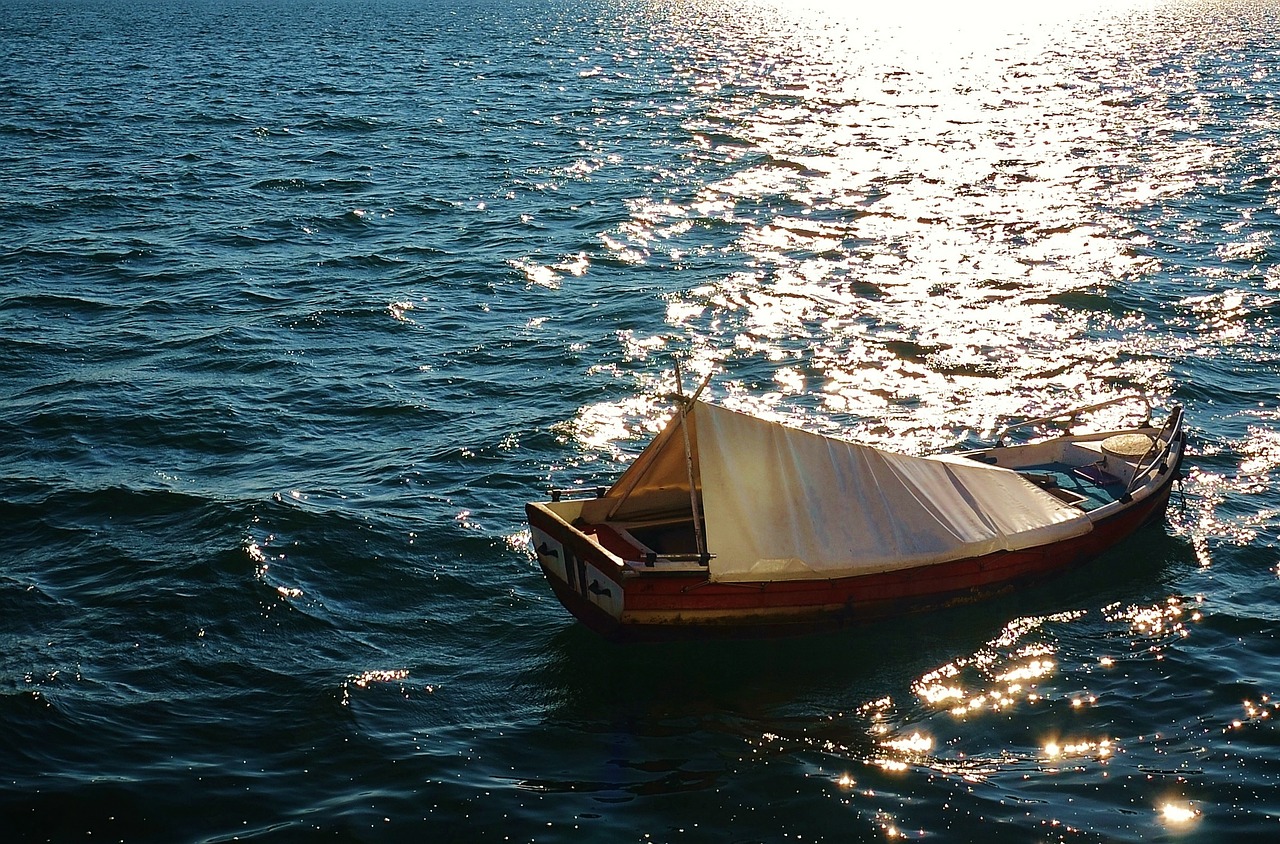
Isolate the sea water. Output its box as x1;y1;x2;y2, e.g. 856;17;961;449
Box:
3;0;1280;839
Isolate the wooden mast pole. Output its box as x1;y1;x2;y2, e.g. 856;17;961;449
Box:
675;360;707;565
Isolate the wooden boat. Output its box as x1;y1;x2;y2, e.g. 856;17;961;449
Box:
526;391;1186;640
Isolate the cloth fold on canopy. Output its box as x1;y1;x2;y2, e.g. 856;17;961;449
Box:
691;402;1093;581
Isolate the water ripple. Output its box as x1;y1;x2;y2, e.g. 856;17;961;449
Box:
3;0;1280;840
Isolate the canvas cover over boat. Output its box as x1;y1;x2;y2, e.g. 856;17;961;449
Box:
604;401;1094;582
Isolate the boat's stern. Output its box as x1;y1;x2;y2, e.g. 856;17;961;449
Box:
526;497;628;636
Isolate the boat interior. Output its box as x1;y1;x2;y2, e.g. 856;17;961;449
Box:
964;430;1161;512
623;519;702;558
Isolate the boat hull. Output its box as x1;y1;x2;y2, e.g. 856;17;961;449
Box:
528;456;1184;641
527;403;1187;640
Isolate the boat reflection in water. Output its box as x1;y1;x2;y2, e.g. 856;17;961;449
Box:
528;390;1185;640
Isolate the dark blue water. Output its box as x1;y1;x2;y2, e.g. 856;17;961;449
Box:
4;0;1280;839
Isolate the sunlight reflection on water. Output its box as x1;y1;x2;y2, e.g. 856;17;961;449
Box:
539;1;1280;838
569;0;1208;457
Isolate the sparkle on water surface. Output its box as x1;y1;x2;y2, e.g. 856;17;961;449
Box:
5;0;1280;839
544;0;1280;837
566;0;1230;460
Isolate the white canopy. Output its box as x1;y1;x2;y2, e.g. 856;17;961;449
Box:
606;401;1093;582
